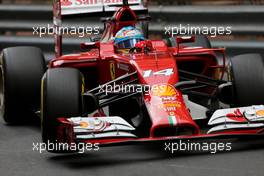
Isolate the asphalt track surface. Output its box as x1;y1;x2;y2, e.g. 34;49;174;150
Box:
0;116;264;176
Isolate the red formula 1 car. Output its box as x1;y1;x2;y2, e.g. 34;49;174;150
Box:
1;0;264;153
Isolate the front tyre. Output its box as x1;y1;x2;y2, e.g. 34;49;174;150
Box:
231;53;264;106
0;47;45;123
41;68;84;153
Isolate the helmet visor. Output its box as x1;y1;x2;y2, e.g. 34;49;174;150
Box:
116;38;143;49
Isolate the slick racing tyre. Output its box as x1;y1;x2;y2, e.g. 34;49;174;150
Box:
0;47;46;124
231;53;264;106
41;68;84;153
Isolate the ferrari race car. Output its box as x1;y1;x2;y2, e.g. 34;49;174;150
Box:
1;0;264;153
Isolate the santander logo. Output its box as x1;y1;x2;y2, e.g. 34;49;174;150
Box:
60;0;140;7
226;109;247;122
61;0;72;6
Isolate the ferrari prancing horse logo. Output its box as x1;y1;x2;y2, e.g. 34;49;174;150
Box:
110;62;116;80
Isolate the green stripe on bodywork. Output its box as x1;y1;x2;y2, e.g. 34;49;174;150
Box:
168;116;175;126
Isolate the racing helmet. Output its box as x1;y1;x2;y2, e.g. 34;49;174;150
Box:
114;26;145;49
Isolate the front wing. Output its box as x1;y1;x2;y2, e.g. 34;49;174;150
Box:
56;105;264;147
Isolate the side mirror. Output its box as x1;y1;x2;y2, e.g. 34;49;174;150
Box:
80;41;100;51
176;36;195;44
137;15;151;21
176;36;195;55
90;36;101;42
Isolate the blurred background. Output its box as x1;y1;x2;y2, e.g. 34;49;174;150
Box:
0;0;264;60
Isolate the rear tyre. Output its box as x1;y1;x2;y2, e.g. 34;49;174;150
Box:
231;53;264;106
41;68;84;153
0;47;45;123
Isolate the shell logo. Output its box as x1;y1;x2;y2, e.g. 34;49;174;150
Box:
256;110;264;116
151;84;178;97
80;121;89;128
